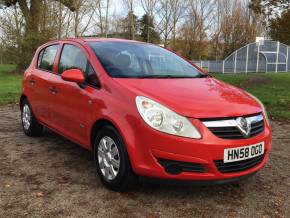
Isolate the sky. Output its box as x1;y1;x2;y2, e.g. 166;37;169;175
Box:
111;0;145;17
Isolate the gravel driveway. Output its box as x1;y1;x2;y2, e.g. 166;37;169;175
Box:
0;105;289;218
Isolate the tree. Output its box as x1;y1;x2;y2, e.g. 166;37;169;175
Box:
1;0;76;71
220;4;256;58
104;0;110;37
123;0;136;40
174;0;215;59
176;19;207;60
0;4;24;64
71;0;97;37
250;0;290;35
119;12;139;39
250;0;290;16
170;0;187;48
269;9;290;45
140;0;158;42
157;0;173;47
175;0;208;60
94;0;110;37
139;14;160;43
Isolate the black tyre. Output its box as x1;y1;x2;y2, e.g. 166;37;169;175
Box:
94;125;137;192
21;99;43;137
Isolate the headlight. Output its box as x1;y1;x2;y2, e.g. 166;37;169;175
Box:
135;96;201;139
246;92;270;126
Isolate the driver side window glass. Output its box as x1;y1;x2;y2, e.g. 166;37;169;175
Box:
59;44;87;74
59;44;100;88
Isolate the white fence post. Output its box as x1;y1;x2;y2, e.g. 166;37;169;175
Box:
245;44;249;73
286;46;289;72
256;42;260;73
275;41;280;73
208;61;210;72
234;51;237;73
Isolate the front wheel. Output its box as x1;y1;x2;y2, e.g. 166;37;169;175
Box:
21;99;43;137
94;126;137;192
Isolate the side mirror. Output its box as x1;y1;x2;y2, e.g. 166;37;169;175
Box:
61;69;85;84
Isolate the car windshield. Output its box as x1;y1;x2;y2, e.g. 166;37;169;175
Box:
89;42;204;78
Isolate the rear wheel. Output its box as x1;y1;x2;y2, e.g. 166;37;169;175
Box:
94;125;137;192
21;99;43;136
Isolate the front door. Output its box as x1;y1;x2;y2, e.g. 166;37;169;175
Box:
49;43;100;147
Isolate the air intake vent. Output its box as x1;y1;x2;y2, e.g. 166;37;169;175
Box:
214;154;264;173
157;158;205;175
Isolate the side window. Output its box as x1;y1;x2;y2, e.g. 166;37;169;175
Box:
38;45;59;71
59;44;100;88
87;63;100;88
58;44;87;74
37;50;44;67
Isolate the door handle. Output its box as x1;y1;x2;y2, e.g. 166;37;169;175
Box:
49;87;58;95
29;79;36;86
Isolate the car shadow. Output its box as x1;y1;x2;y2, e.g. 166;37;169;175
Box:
38;127;257;197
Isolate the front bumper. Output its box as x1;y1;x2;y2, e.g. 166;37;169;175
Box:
125;117;272;182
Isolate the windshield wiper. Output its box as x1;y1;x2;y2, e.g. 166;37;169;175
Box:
136;74;209;79
136;75;178;78
196;74;210;78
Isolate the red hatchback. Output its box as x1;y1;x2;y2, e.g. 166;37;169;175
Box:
20;38;272;191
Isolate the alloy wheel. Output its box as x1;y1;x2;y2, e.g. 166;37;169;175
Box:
22;104;31;130
98;136;120;181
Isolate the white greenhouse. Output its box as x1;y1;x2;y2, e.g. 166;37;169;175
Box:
193;40;290;73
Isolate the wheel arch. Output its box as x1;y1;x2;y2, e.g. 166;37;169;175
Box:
89;114;139;176
90;118;121;150
19;95;27;110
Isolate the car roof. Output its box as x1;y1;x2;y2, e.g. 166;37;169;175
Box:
47;37;145;44
83;37;143;43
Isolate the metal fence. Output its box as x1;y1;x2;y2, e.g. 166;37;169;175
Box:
192;40;290;73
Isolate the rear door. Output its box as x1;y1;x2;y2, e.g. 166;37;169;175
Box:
29;44;59;124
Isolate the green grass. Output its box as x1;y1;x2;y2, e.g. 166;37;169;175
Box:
0;64;17;75
213;73;290;120
0;64;22;106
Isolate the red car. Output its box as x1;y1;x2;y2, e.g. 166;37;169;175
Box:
20;38;272;191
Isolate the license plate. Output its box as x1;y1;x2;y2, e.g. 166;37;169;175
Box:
224;142;264;163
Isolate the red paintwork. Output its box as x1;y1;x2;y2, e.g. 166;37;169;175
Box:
61;69;85;84
114;78;261;118
21;38;272;182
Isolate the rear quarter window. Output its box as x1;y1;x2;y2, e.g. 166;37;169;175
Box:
38;44;59;71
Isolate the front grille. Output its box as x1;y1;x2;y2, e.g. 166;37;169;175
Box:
214;154;264;173
157;158;205;175
204;114;265;140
